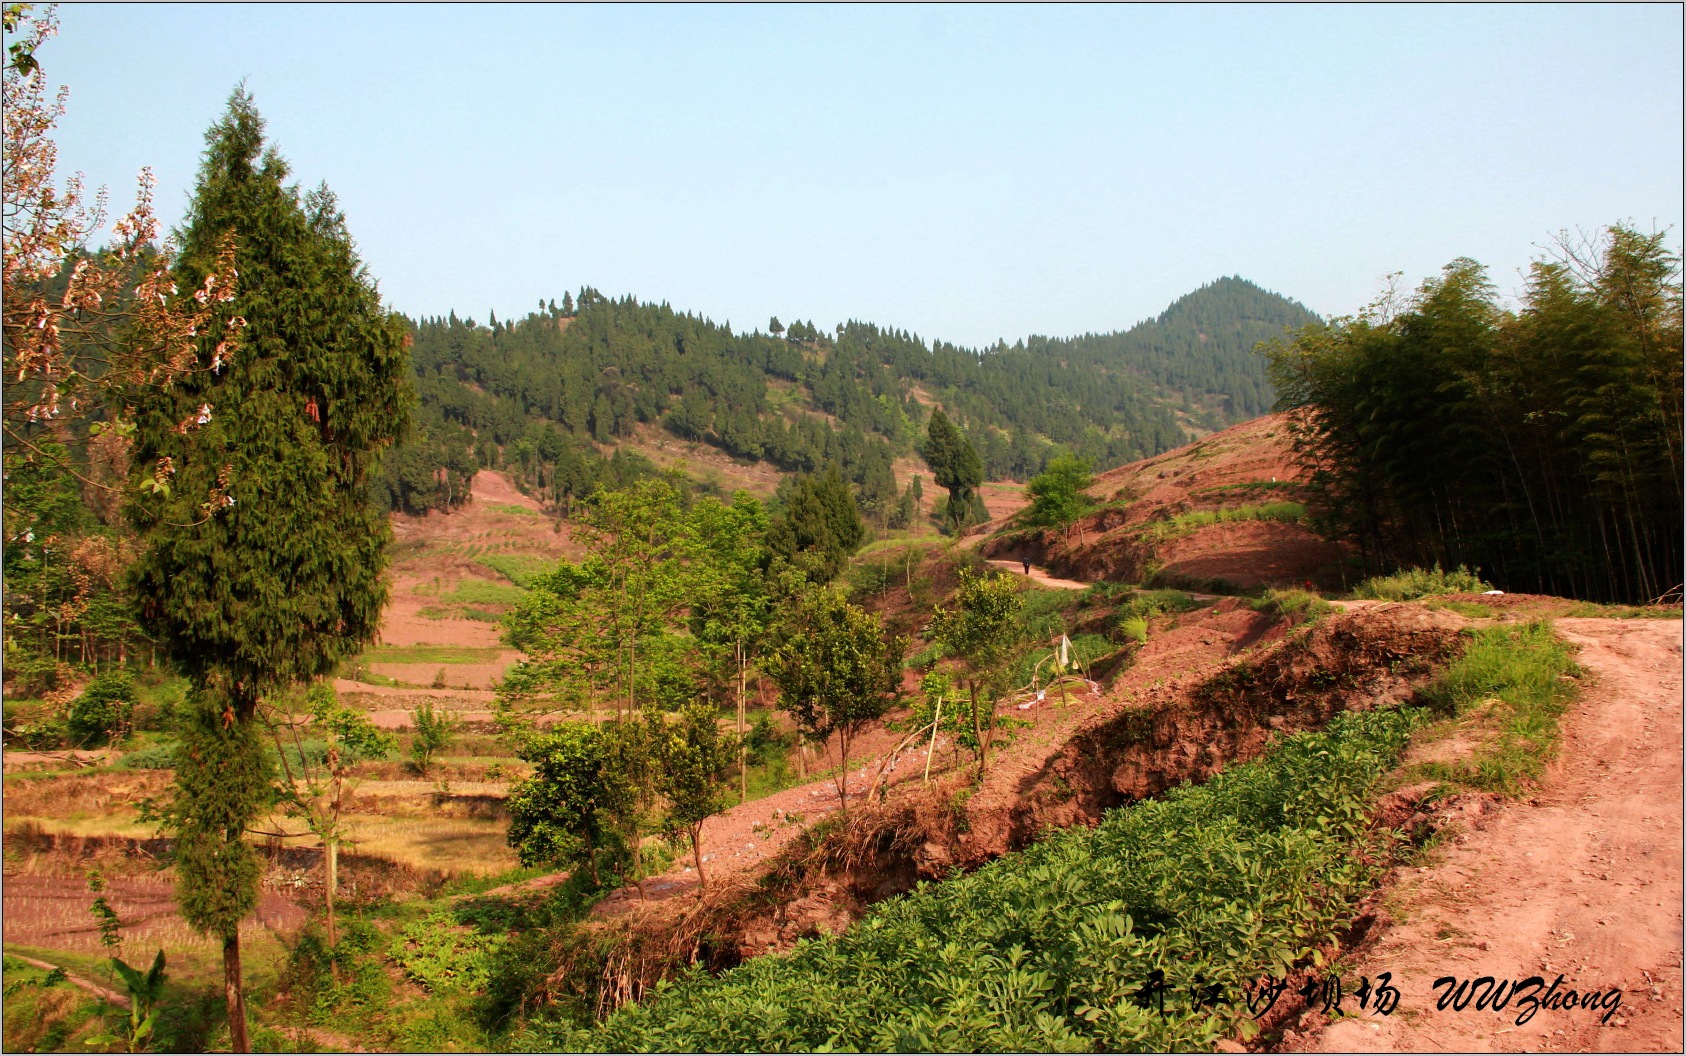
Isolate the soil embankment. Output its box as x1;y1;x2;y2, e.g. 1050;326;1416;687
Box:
981;414;1347;591
1287;617;1684;1054
575;603;1466;1000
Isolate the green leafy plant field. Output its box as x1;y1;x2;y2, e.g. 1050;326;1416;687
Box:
525;706;1423;1052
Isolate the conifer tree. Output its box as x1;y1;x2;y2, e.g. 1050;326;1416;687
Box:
921;408;984;534
766;465;864;581
126;90;410;1051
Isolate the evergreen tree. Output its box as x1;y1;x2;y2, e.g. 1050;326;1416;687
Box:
125;90;410;1051
766;465;864;582
920;408;984;534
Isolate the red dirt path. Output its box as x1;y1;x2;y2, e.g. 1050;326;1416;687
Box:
1287;617;1684;1054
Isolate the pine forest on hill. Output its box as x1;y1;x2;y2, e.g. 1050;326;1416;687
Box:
8;9;1683;1051
385;277;1317;517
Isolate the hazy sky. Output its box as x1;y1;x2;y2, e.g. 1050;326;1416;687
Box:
43;3;1685;346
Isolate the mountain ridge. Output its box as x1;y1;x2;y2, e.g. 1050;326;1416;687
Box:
383;277;1319;520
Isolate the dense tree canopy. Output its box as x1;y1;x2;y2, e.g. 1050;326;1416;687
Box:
385;277;1313;519
1265;226;1682;603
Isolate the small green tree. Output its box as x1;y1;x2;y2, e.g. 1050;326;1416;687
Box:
688;494;771;803
505;721;634;887
1023;452;1094;538
656;700;734;892
267;681;394;976
408;700;455;775
766;585;902;808
928;569;1023;776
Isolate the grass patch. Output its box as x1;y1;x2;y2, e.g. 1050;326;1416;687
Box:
1248;588;1333;624
1351;564;1490;601
361;645;505;665
411;576;528;606
417;604;504;622
2;953;105;1052
1138;501;1306;542
478;553;557;588
485;503;541;517
1193;480;1298;498
1408;621;1579;795
1425;599;1500;619
1561;600;1683;619
443;578;528;606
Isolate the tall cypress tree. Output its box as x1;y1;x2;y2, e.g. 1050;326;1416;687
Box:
921;408;984;534
126;90;410;1051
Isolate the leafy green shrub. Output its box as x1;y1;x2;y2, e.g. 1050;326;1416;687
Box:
409;702;457;774
66;672;137;746
391;910;508;992
1079;581;1136;605
1017;587;1077;640
1351;564;1491;601
546;706;1423;1052
4;649;65;699
903;640;945;670
3;699;67;750
115;742;179;770
1248;589;1333;624
846;559;897;601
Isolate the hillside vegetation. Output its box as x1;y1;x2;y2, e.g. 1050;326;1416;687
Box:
388;278;1316;516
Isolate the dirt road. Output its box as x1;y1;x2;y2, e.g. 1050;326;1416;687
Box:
1291;617;1684;1053
984;558;1091;591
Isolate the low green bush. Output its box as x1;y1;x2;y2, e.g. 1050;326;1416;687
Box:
66;672;137;747
115;742;179;770
1140;502;1306;542
1249;589;1333;624
1351;564;1490;601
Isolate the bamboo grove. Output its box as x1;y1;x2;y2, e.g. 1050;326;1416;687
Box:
1264;225;1683;604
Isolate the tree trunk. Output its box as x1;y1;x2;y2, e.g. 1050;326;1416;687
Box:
969;682;986;777
224;931;250;1053
691;823;707;894
326;837;340;985
736;643;747;805
833;729;851;810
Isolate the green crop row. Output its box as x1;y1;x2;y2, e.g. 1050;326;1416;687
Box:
522;705;1422;1052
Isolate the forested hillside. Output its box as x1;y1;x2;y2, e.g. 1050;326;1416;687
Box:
387;278;1315;516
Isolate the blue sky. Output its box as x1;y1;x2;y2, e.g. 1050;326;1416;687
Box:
43;3;1685;346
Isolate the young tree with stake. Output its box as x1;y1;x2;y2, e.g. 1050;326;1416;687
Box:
766;585;903;809
928;569;1023;777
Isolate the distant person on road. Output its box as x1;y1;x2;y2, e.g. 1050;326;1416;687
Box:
1022;559;1031;576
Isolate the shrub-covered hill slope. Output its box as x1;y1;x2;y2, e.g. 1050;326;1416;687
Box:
985;412;1349;591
